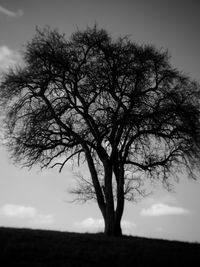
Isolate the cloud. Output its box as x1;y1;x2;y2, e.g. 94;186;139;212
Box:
155;226;164;233
0;46;21;73
121;220;136;229
0;46;21;72
32;214;54;225
0;5;23;18
0;204;54;225
75;217;103;229
1;204;36;218
140;203;189;216
74;217;136;231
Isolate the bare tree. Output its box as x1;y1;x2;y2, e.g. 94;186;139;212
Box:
1;26;200;236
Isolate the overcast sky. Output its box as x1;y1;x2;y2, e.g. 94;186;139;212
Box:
0;0;200;243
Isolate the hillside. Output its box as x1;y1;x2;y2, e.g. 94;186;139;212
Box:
0;227;200;266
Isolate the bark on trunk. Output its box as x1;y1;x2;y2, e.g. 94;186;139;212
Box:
104;213;122;236
85;149;106;219
103;164;124;236
115;173;124;236
85;148;125;237
102;159;125;237
113;216;122;236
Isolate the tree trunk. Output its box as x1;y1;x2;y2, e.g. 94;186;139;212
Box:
105;160;124;237
85;149;106;219
104;213;122;236
113;215;122;236
85;149;124;237
114;170;124;237
104;212;115;236
102;159;124;237
103;160;118;236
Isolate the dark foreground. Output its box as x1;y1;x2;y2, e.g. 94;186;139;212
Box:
0;227;200;266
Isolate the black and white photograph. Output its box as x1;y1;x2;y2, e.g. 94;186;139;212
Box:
0;0;200;265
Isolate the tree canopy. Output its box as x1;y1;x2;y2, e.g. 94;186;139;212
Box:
1;26;200;236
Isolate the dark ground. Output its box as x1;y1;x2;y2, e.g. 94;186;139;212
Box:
0;227;200;266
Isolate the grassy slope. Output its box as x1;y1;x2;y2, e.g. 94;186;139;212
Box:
0;227;200;266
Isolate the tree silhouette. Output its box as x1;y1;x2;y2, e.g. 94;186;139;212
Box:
1;26;200;236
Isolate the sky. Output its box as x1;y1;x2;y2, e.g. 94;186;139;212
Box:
0;0;200;243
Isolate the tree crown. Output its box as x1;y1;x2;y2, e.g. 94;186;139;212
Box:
1;26;200;194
